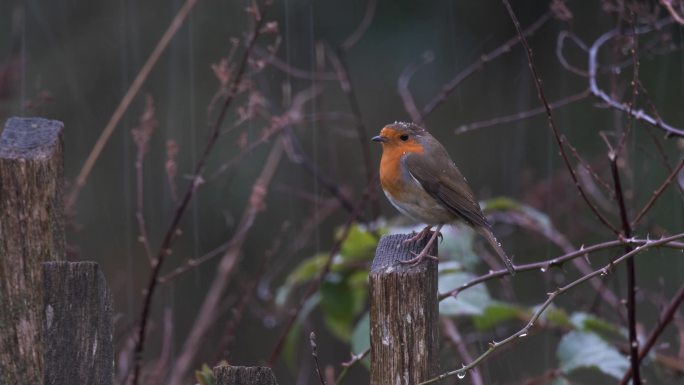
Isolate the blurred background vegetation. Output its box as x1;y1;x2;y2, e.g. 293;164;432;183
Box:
1;0;683;384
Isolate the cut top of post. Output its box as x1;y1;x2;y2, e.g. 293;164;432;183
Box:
371;233;438;274
0;117;64;160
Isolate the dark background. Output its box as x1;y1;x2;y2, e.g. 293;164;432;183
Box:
1;0;683;384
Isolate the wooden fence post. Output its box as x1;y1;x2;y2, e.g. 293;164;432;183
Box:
43;261;113;385
0;117;64;385
214;365;279;385
369;233;440;385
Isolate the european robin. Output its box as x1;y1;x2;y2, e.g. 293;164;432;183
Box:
372;122;515;274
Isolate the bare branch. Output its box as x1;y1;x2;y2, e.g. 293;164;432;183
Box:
454;89;589;134
132;8;267;384
340;0;378;51
618;282;684;385
632;157;684;226
502;0;621;235
66;0;200;211
588;18;684;138
438;236;684;300
421;11;552;117
421;232;684;384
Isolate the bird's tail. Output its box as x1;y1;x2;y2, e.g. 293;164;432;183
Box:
477;226;515;275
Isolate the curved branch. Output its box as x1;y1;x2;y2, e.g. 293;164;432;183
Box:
438;237;684;300
588;18;684;138
422;232;684;385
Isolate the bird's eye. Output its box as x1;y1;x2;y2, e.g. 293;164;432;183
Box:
399;134;409;141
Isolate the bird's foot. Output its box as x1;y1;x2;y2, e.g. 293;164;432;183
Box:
403;225;433;244
400;249;439;266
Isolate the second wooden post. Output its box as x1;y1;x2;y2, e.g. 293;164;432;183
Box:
369;233;440;385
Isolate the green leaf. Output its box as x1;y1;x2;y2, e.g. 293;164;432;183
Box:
570;312;626;339
544;307;572;329
339;224;380;261
557;331;629;379
195;364;216;385
550;378;571;385
472;302;524;330
321;276;367;341
439;226;480;269
438;272;492;316
482;197;553;233
351;312;371;368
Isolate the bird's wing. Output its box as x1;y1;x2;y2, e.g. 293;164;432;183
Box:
403;152;488;227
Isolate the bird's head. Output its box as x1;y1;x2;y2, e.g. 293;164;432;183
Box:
371;122;428;152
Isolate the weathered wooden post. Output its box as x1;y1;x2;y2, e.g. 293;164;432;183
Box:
0;117;64;385
214;365;279;385
43;261;113;385
369;233;440;385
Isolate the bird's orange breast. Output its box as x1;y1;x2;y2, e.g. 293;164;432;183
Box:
379;142;424;199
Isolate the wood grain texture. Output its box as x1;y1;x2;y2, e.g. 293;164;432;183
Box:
214;365;279;385
43;262;113;385
0;117;64;385
370;233;440;385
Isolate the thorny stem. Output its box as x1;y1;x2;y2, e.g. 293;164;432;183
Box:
420;232;684;385
502;0;621;236
612;16;641;384
610;154;641;385
617;283;684;385
131;8;267;385
398;51;435;125
310;332;327;385
438;237;684;300
631;157;684;226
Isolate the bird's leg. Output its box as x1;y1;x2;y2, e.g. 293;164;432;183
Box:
400;224;443;266
403;225;433;244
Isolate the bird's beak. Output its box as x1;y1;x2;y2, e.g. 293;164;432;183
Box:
371;135;387;143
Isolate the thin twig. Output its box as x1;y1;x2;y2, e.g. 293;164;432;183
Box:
588;18;684;138
310;332;327;385
564;135;615;199
618;283;684;384
442;318;483;385
268;179;376;366
661;0;684;25
253;47;337;81
213;223;289;362
131;9;267;385
502;0;621;236
327;46;379;219
556;30;589;77
132;95;158;264
421;10;552;117
455;89;589;134
609;151;641;385
420;232;684;384
489;210;623;311
66;0;200;211
632;156;684;226
167;138;284;385
438;236;684;300
334;348;370;385
340;0;378;51
397;51;434;124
